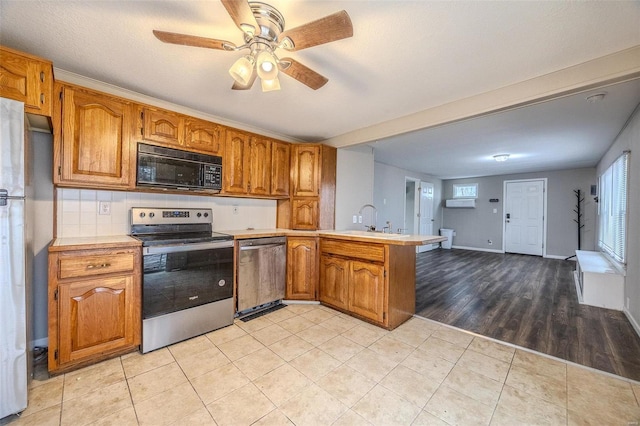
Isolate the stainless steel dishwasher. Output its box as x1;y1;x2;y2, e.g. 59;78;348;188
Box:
237;236;287;315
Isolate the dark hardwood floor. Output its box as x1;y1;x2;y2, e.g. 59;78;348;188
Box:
415;248;640;381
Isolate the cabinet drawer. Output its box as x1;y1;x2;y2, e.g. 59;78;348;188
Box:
58;252;135;279
321;240;384;263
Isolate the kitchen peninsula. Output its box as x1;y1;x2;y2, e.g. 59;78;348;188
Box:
228;229;447;330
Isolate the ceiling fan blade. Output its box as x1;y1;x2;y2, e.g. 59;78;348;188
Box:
220;0;260;36
279;10;353;51
153;30;235;50
232;72;257;90
279;58;328;90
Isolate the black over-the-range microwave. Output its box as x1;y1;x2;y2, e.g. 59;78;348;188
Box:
136;143;223;192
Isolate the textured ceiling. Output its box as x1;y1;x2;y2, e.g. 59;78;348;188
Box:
1;1;639;177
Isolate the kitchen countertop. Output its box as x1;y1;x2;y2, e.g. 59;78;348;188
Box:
49;235;142;252
221;229;446;246
49;230;446;249
318;231;446;246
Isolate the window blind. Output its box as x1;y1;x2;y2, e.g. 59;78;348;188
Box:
598;151;629;263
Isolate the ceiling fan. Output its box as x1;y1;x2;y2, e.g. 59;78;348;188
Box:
153;0;353;92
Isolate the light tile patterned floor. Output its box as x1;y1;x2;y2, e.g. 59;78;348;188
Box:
3;303;640;425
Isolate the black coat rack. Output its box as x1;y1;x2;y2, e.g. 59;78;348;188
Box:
565;189;585;260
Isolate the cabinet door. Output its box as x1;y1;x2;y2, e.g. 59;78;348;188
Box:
291;145;320;196
319;255;349;310
59;86;131;187
248;136;272;195
348;261;385;323
58;275;139;364
291;198;318;230
223;130;251;194
142;106;184;146
0;47;53;117
286;237;317;300
271;141;290;196
184;118;225;155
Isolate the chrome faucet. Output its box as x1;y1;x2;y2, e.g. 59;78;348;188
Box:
358;204;377;231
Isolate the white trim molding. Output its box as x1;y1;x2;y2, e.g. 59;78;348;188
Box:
451;245;505;254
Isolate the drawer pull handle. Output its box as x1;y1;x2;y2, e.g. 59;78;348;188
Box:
40;93;45;104
40;71;45;83
86;263;111;269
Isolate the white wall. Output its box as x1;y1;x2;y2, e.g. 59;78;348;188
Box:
373;162;443;235
596;102;640;334
335;146;374;230
56;189;277;237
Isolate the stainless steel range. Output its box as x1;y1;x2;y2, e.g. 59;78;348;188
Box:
130;207;234;353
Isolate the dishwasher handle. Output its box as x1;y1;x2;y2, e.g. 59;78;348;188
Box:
239;243;284;251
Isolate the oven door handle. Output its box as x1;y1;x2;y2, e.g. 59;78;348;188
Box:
239;243;284;251
144;240;234;255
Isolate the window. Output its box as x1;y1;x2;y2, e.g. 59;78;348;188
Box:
598;151;629;263
453;183;478;198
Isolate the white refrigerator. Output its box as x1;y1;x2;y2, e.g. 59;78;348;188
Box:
0;97;32;418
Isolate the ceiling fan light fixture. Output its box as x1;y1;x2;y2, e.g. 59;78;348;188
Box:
229;55;255;86
256;50;278;80
493;154;510;162
261;76;281;92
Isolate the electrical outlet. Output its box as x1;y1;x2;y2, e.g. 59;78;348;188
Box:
493;208;497;214
352;215;357;224
99;201;111;215
232;205;239;215
358;215;362;224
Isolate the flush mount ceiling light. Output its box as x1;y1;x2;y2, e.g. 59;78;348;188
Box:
493;154;510;162
586;92;607;103
153;1;353;92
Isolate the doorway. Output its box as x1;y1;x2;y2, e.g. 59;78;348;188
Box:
503;179;546;256
404;179;418;235
405;178;436;253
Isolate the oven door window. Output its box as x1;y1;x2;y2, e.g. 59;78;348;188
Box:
138;154;201;188
142;247;233;319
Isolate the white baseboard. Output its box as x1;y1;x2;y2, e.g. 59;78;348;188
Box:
624;307;640;339
451;245;504;254
545;254;576;260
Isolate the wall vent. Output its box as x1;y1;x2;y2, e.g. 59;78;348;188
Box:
445;199;476;208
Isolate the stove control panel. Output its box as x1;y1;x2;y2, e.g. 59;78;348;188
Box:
131;208;213;225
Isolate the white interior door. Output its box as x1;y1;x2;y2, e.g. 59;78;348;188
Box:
504;180;545;256
418;182;435;253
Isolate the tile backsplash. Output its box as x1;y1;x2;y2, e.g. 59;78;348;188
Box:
57;188;277;238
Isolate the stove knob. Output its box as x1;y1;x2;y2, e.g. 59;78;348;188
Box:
204;212;209;217
149;212;155;218
139;212;146;218
197;212;202;218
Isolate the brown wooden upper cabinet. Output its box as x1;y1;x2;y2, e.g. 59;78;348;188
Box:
271;141;290;196
0;45;53;117
223;129;291;197
281;144;336;230
54;83;132;189
223;129;251;194
248;136;272;196
291;145;320;196
140;106;184;147
184;117;225;155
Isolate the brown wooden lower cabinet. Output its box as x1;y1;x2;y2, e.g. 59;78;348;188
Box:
319;239;415;329
48;244;141;373
286;237;318;300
